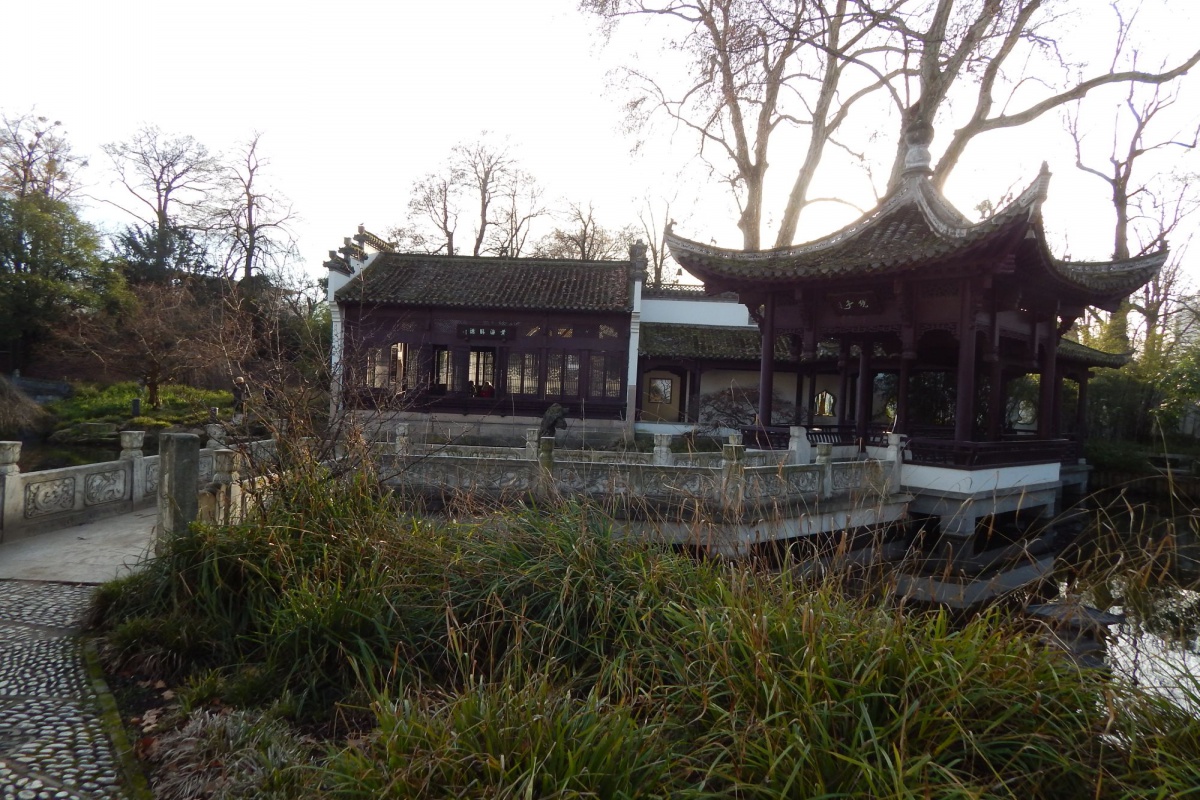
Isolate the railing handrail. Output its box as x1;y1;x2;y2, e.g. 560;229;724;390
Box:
907;437;1071;469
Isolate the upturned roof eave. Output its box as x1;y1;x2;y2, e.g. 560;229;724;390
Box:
667;166;1049;284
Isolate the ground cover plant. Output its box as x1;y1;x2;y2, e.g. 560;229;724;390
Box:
91;467;1200;798
50;381;233;428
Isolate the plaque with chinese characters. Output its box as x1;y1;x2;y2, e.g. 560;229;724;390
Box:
829;291;879;315
458;324;514;340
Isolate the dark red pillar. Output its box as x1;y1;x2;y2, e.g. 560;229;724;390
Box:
757;294;776;426
837;338;850;426
988;359;1004;440
855;339;872;442
896;357;912;435
954;284;976;442
1037;321;1058;439
1075;372;1090;441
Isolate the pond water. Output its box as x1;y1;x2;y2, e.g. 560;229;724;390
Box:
16;438;159;472
1060;499;1200;709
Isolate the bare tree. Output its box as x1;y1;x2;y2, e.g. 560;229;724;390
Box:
0;111;87;200
486;167;546;257
584;0;1200;248
401;170;461;255
390;135;543;257
1069;80;1199;357
636;194;679;286
101;126;217;278
455;138;511;257
211;133;298;282
878;0;1200;191
585;0;900;249
533;201;638;260
49;282;246;407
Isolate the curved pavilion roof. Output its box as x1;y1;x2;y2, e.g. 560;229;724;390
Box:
667;165;1165;310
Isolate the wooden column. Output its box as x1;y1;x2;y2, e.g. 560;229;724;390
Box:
837;338;851;426
757;294;776;426
805;368;816;426
1037;321;1058;439
896;357;912;435
1075;371;1090;442
687;366;702;424
855;339;872;442
988;359;1004;441
794;337;807;423
954;283;976;442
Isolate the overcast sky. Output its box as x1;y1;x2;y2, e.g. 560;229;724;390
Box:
8;0;1199;282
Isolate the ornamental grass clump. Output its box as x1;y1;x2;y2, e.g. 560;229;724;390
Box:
93;464;1200;797
92;467;714;714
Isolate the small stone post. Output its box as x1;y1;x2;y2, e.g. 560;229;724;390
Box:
120;431;145;504
158;433;200;551
720;443;745;518
211;448;238;526
537;436;557;500
788;426;812;465
0;442;21;538
394;423;411;457
815;443;834;498
653;433;672;466
885;433;904;493
525;427;540;460
204;423;226;450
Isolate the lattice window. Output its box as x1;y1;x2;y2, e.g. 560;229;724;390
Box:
588;353;625;399
545;352;581;398
432;347;452;390
507;352;541;395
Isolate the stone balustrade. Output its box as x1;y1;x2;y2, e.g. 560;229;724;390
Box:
378;427;903;557
0;434;276;542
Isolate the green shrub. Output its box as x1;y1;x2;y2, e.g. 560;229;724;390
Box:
1085;438;1152;473
92;466;1200;798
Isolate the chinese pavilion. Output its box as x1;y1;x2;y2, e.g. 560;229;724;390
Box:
667;125;1165;464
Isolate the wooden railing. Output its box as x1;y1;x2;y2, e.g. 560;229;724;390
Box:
740;424;892;450
906;437;1071;468
806;425;891;447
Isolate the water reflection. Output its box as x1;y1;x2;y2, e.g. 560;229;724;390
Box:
1063;501;1200;710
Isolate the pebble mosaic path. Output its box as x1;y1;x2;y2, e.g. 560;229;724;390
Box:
0;582;127;799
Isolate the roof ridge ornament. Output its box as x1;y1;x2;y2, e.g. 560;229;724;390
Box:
902;121;934;178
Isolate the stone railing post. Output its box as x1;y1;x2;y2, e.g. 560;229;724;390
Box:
815;443;833;499
204;423;226;450
525;427;540;460
537;436;556;499
158;432;200;551
394;423;410;457
789;426;812;465
0;442;21;537
721;443;745;517
211;448;238;526
653;433;672;466
886;433;904;493
120;430;145;504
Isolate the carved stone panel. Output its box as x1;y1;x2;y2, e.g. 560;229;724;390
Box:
25;478;75;518
145;461;160;496
85;469;127;505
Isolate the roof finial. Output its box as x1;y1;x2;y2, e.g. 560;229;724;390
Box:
902;120;934;178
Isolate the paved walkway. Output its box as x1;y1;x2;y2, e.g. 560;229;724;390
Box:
0;509;157;584
0;510;158;798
